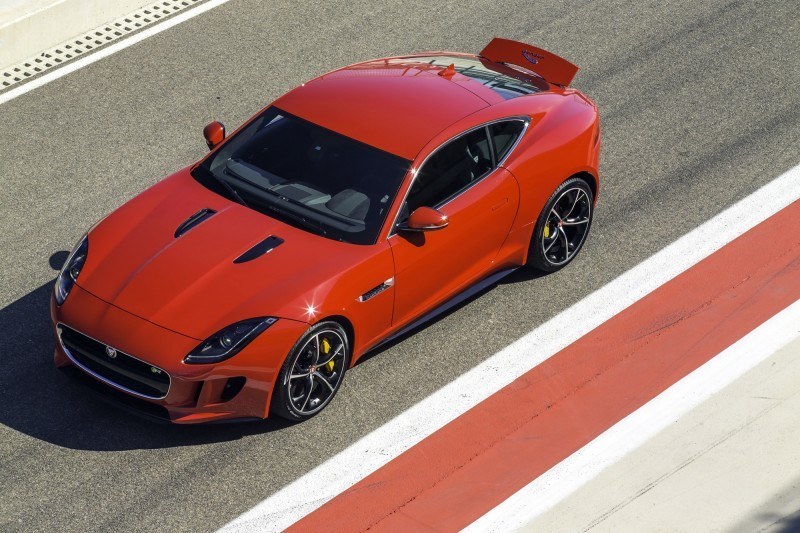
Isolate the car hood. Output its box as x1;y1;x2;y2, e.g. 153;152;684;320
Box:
78;168;367;339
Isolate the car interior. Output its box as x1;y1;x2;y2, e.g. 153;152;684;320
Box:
402;128;494;218
205;109;409;243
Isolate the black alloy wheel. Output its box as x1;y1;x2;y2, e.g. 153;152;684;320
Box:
272;321;349;421
527;177;594;272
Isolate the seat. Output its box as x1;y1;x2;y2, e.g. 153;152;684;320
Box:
326;189;371;221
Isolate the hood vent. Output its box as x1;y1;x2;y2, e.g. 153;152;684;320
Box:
174;208;216;238
234;236;285;264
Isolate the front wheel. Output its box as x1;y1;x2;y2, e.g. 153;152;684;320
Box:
271;321;350;421
527;177;594;273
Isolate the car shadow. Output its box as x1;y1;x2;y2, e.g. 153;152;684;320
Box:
0;256;291;451
497;265;549;284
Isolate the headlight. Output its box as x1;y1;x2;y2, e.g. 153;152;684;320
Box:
184;317;278;364
54;234;89;305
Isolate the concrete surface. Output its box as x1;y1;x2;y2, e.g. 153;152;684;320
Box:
0;0;798;531
0;0;151;68
527;332;800;533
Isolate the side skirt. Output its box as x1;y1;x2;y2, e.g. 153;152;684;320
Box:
365;266;519;357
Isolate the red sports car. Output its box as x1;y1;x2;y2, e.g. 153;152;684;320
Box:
52;38;600;423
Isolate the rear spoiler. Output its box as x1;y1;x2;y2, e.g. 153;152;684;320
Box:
479;37;578;87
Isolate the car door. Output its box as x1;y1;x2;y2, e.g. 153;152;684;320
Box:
388;123;522;328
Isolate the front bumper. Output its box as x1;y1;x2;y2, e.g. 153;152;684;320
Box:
51;284;308;424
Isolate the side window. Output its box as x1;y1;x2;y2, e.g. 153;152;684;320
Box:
403;128;493;217
490;120;525;162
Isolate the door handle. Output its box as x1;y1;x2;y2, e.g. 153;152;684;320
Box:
492;198;508;211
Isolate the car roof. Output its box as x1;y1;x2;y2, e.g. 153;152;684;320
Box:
273;53;549;160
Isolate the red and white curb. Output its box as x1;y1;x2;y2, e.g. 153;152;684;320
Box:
221;162;800;532
466;299;800;531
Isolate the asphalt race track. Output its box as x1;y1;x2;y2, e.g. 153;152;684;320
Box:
1;0;799;531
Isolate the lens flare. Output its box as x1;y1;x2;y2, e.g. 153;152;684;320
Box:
304;303;318;318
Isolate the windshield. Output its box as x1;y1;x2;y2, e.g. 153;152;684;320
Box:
192;107;410;245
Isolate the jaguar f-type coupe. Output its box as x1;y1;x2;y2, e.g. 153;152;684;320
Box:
52;38;600;423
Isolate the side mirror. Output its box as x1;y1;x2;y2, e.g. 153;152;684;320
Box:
398;206;449;232
203;121;226;150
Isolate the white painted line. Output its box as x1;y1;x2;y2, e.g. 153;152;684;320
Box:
0;0;234;106
220;162;800;533
0;0;205;91
464;297;800;532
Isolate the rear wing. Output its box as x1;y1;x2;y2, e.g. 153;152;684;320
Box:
479;38;578;87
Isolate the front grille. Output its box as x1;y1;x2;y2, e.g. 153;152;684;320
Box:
58;324;170;399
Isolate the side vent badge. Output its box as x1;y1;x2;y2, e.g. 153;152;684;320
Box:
357;278;394;302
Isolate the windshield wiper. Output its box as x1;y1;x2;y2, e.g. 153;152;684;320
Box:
206;168;250;208
224;160;276;193
223;160;340;240
224;161;300;210
262;203;331;238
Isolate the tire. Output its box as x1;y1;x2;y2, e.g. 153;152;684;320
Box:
271;321;350;421
527;177;594;273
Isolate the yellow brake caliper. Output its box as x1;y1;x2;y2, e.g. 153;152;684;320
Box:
321;337;335;372
544;223;551;238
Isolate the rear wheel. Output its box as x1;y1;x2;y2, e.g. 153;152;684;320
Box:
271;321;350;421
527;177;594;273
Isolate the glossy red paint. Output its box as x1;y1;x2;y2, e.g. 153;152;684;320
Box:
202;121;226;150
51;39;600;423
274;60;489;160
403;207;449;231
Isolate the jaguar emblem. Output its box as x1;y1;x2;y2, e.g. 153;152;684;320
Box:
105;346;117;359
